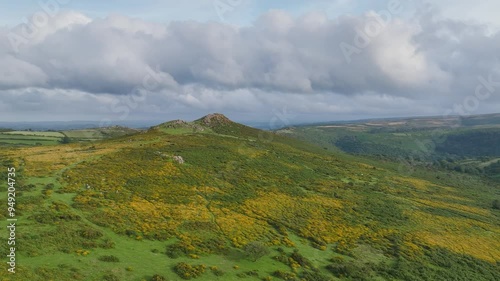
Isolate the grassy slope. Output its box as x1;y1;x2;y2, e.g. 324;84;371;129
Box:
0;117;498;281
280;119;500;181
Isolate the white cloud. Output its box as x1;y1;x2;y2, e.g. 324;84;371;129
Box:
0;5;499;123
431;0;500;32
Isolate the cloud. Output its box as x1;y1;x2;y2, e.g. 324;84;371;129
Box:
0;55;48;89
0;5;499;122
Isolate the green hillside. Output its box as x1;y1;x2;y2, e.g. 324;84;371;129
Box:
0;114;499;281
278;114;500;181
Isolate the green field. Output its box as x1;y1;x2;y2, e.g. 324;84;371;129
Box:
0;132;62;146
0;127;140;147
3;131;65;137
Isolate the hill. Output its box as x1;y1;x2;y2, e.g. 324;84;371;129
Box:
0;114;498;281
278;113;500;181
152;113;262;138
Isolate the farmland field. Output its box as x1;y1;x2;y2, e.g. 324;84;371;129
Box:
2;131;65;137
0;127;140;147
0;132;62;146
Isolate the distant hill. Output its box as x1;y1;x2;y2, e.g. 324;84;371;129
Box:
61;126;141;141
0;120;158;131
299;113;500;130
277;112;500;181
152;113;264;138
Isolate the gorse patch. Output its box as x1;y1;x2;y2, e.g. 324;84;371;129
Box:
0;115;498;280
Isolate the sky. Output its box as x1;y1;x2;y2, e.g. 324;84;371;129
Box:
0;0;499;127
